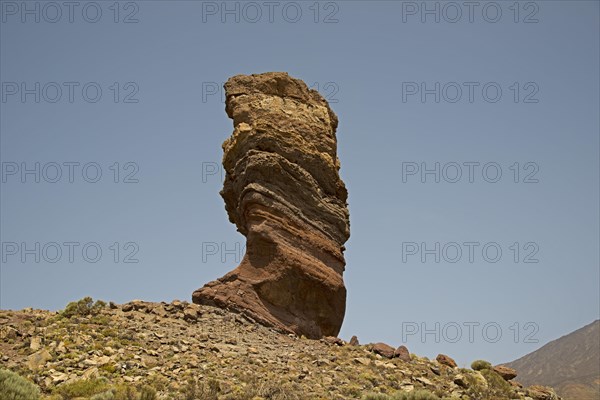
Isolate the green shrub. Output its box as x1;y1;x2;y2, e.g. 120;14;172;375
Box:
113;385;138;400
363;394;390;400
471;359;492;371
398;391;440;400
480;369;512;394
91;391;115;400
0;368;41;400
61;297;106;319
363;390;440;400
53;377;110;399
178;378;219;400
86;384;156;400
139;385;157;400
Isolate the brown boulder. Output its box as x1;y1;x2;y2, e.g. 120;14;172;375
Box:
349;335;359;346
394;345;411;362
436;353;457;368
493;364;517;380
370;343;395;359
323;336;344;346
192;72;350;339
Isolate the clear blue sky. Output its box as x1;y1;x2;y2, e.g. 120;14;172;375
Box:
1;1;598;366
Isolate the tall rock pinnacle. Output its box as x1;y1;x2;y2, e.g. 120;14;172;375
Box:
193;72;350;338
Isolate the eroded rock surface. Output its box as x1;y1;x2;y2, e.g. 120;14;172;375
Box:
192;72;350;338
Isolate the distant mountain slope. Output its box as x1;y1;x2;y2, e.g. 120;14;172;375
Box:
506;320;600;400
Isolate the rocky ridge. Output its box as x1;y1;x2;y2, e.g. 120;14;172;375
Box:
0;298;562;399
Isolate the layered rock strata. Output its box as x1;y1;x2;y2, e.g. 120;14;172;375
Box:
192;72;350;338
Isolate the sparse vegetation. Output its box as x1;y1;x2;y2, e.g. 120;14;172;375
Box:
60;297;106;319
53;377;111;399
480;369;513;395
362;390;440;400
0;368;40;400
0;301;560;400
471;359;492;371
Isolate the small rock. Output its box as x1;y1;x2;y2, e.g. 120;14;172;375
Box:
349;335;359;346
122;303;134;312
84;355;111;366
56;341;67;354
171;300;185;310
82;366;99;380
29;336;42;351
51;371;69;384
370;342;395;359
416;377;433;386
183;307;199;322
353;357;371;365
454;374;468;388
374;360;396;369
436;353;457;368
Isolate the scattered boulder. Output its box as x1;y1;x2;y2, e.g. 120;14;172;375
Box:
193;72;350;339
349;335;359;346
27;349;52;370
122;303;134;312
323;336;344;346
416;376;433;386
394;345;411;362
0;326;19;340
493;364;518;381
370;342;395;359
183;307;200;322
436;353;457;368
29;336;42;351
50;371;68;384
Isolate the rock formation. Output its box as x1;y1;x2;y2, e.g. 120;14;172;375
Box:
192;72;350;339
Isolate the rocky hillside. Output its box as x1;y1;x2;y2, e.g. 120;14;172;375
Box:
506;320;600;400
0;298;561;400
